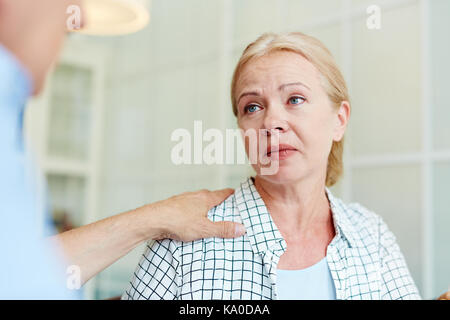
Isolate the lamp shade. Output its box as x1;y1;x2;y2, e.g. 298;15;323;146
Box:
74;0;150;36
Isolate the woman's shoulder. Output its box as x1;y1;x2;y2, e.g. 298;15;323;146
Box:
207;192;240;222
345;201;394;239
148;192;240;252
328;191;397;250
345;201;400;254
346;201;381;227
327;189;382;229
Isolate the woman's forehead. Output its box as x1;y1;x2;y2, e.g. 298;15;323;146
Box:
236;51;319;90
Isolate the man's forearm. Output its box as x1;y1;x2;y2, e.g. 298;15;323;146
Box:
49;188;242;287
51;203;163;285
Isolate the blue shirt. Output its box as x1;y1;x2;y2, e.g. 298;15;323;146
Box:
0;44;78;299
276;257;337;300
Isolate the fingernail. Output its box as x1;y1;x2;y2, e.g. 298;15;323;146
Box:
235;224;246;236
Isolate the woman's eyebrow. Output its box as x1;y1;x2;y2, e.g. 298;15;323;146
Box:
237;82;311;104
237;91;261;104
279;82;311;91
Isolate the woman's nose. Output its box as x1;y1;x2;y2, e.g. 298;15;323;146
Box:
262;110;289;135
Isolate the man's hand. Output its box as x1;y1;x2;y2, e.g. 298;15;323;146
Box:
149;188;246;242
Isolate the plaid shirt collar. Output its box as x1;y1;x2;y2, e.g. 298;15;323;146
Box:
234;177;363;257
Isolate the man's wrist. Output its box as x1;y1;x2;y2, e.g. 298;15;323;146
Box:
131;201;170;242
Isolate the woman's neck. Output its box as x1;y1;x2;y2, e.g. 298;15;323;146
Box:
253;175;332;238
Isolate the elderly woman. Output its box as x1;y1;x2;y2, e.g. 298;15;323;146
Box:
122;32;421;300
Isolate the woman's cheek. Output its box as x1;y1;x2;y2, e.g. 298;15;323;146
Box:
293;122;324;154
238;117;260;133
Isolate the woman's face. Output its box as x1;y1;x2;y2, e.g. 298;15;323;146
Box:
235;50;349;185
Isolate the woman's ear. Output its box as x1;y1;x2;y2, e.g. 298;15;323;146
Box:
333;101;351;142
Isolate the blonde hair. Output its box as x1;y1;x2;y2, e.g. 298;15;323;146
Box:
230;32;349;187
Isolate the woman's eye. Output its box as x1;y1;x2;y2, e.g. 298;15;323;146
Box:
244;105;262;114
288;96;306;105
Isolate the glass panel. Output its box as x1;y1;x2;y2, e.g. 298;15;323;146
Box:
287;0;343;28
150;0;221;68
232;0;343;48
351;164;423;294
47;174;86;234
307;23;342;67
151;59;227;176
47;64;92;161
232;0;284;46
351;0;385;8
432;162;450;298
349;4;422;156
430;0;450;151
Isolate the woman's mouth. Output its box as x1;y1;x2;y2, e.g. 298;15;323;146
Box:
265;144;298;160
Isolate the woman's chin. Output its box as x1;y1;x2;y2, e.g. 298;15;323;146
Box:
256;165;306;184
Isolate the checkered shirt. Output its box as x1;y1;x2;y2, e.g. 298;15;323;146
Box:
122;177;421;300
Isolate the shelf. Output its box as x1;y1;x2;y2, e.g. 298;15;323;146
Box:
43;157;91;177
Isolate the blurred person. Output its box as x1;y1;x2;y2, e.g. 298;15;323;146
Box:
123;32;445;300
0;0;245;299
